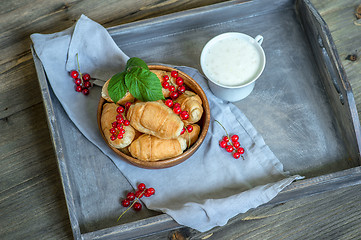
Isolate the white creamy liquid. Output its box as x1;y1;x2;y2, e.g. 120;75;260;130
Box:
203;37;262;86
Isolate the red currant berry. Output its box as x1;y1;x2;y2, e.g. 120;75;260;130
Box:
170;91;179;99
110;128;117;134
226;145;234;152
178;85;186;93
175;77;184;86
163;75;169;81
223;136;229;142
186;125;193;132
117;133;123;139
147;187;155;195
138;183;146;191
112;121;118;128
82;88;89;95
237;147;245;154
121;199;130;207
123;120;130;126
110;135;116;141
180;127;186;135
180;111;189;120
125;102;132;109
165;99;173;108
144;192;152;197
135;190;144;198
219;140;227;148
116;115;124;122
70;70;79;79
168;85;175;92
231;135;239;142
233;141;240;149
126;192;136;201
74;78;82;86
173;106;181;115
233;152;241;159
171;71;178;78
82;73;91;81
173;103;181;109
133;202;142;211
162;81;169;89
117;124;123;130
84;81;92;89
117;106;125;113
120;129;125;134
75;85;82;92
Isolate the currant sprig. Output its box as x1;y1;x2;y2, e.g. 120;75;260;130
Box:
70;53;92;95
117;183;155;221
109;103;132;142
215;120;245;160
164;99;190;121
161;71;186;100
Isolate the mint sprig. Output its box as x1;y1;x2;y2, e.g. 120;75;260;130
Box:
125;68;164;101
108;57;164;103
108;72;127;103
125;57;149;71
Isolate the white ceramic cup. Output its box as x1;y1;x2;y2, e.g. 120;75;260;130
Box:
200;32;266;102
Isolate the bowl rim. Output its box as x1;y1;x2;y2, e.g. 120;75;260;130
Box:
97;64;210;169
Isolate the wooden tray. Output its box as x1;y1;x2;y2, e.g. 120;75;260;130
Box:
31;0;361;239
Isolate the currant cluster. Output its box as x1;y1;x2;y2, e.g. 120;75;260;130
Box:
70;70;92;95
110;102;132;141
121;183;155;211
164;99;190;121
162;71;186;100
219;134;245;159
180;125;193;135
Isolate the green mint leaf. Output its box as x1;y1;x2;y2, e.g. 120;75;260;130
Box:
126;57;149;71
125;68;165;102
108;71;127;103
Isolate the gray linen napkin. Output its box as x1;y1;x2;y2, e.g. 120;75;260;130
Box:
31;15;302;232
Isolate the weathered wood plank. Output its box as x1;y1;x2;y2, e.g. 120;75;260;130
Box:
2;0;361;239
311;0;361;118
0;103;72;239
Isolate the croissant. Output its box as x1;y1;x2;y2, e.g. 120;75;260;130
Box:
101;79;135;105
127;101;184;139
179;124;201;147
119;129;143;155
176;90;203;124
128;134;187;161
101;103;136;149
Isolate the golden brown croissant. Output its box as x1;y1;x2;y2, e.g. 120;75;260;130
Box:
119;129;143;155
101;79;135;105
127;101;184;139
179;124;201;147
101;103;136;149
176;90;203;124
128;134;187;161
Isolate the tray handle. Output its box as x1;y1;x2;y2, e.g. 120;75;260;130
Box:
318;34;344;105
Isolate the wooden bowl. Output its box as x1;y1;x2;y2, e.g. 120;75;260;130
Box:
97;65;210;169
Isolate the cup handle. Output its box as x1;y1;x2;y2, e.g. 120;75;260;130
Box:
255;35;263;45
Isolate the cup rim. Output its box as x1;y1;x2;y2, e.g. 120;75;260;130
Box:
200;32;266;89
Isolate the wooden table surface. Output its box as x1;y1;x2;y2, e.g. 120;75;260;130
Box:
1;0;361;239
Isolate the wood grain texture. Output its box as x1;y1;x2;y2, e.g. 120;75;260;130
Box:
311;0;361;118
1;0;361;239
